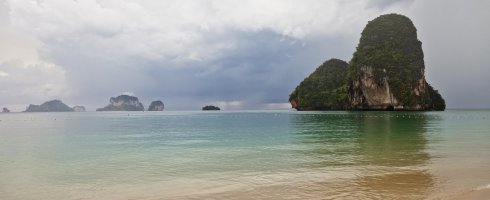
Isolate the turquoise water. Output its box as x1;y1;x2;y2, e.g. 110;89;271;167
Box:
1;110;489;199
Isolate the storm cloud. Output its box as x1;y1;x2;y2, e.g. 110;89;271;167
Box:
0;0;489;110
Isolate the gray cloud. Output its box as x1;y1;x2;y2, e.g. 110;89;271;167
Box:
52;29;354;110
407;0;490;108
366;0;415;9
0;0;489;110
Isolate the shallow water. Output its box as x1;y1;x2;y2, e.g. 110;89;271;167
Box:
0;110;489;199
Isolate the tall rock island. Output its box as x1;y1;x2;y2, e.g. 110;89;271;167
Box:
25;100;74;112
97;95;144;111
290;14;445;111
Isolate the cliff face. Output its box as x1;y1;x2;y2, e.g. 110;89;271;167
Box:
348;14;444;110
97;95;144;111
148;100;164;111
348;65;405;110
25;100;74;112
289;59;349;110
289;14;445;111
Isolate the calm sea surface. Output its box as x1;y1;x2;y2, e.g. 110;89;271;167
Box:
1;110;489;200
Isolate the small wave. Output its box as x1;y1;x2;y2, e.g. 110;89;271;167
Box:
475;184;490;191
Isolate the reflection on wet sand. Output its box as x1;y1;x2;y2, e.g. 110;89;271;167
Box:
354;112;434;199
357;112;430;166
355;170;433;199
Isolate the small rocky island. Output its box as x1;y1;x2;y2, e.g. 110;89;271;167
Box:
2;107;10;113
72;106;86;112
97;95;144;111
202;105;220;111
148;100;164;111
290;14;445;111
25;100;74;112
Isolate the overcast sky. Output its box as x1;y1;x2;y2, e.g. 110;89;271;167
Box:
0;0;489;111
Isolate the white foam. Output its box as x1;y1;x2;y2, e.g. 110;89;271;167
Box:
475;184;490;191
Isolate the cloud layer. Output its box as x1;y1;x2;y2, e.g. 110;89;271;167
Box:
1;0;489;110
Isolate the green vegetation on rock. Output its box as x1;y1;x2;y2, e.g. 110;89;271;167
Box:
289;59;349;110
349;13;425;107
426;84;446;111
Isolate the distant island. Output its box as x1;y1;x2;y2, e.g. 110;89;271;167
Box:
202;105;220;111
97;95;145;111
290;14;445;111
17;96;165;112
148;100;165;111
25;100;74;112
73;106;86;112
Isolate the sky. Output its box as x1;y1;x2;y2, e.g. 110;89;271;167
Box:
0;0;489;111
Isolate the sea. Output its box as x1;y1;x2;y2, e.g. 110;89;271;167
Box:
1;110;489;200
